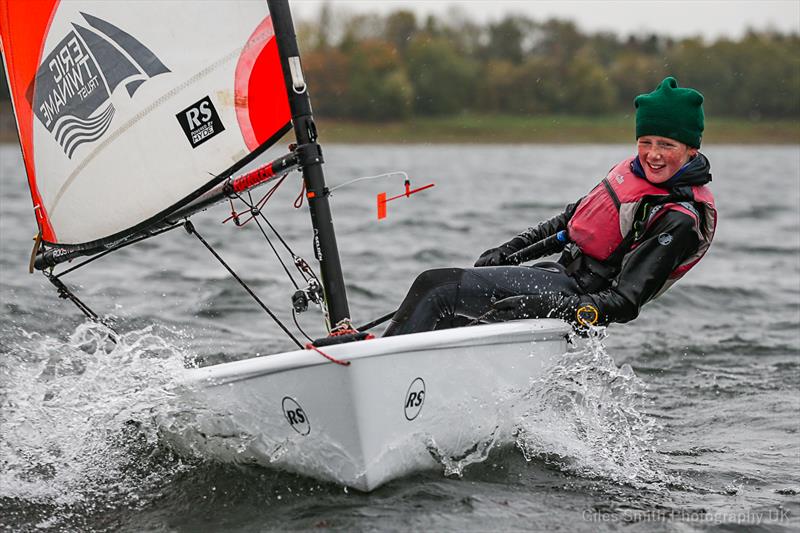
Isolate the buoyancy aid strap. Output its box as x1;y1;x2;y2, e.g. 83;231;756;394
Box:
601;178;621;209
632;188;698;238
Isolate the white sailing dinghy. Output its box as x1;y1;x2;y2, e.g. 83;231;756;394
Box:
1;0;571;490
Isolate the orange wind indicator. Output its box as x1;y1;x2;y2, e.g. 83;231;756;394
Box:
377;179;435;220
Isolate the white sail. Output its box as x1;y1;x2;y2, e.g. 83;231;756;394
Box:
1;0;291;246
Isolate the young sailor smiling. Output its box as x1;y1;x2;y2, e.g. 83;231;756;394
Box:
383;77;717;335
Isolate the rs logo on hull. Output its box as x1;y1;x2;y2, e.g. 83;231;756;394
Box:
404;377;426;421
33;12;170;159
282;396;311;435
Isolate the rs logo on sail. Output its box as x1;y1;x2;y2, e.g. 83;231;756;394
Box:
176;96;226;148
32;12;170;159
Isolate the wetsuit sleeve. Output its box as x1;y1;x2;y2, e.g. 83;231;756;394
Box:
582;210;700;324
502;200;580;253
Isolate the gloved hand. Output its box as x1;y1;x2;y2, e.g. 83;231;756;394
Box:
475;237;528;266
474;247;510;267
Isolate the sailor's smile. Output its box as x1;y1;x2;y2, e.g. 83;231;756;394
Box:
637;135;696;183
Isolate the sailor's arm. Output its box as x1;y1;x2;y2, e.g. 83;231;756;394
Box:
475;201;580;267
565;210;700;325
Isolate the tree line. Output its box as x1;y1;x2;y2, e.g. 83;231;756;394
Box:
297;7;799;121
1;9;797;122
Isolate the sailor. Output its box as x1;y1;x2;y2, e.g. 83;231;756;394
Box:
383;77;716;335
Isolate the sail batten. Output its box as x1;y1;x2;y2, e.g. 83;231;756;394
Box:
1;0;292;250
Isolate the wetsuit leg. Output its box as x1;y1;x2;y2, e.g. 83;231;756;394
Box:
382;262;583;336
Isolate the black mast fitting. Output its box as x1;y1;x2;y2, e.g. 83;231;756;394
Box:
268;0;352;332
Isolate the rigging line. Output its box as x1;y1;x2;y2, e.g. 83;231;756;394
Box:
327;171;409;194
251;212;301;290
355;310;397;332
255;173;288;208
467;308;497;327
185;221;303;349
232;190;321;286
292;309;314;343
259;212;308;270
234;189;296;253
54;223;184;278
236;188;304;263
231;189;305;287
45;273;119;343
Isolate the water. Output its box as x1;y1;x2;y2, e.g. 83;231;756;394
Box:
1;143;798;531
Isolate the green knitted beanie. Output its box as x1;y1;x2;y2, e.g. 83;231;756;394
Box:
635;77;704;148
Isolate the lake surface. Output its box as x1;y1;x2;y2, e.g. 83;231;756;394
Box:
1;143;798;531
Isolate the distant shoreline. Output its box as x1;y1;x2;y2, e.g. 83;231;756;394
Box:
315;114;800;145
1;113;797;145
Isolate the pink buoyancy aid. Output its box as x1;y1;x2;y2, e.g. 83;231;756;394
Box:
567;157;716;284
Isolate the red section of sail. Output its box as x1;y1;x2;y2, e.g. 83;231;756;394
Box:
234;16;291;151
0;0;59;241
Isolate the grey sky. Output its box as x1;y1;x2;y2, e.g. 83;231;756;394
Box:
290;1;800;39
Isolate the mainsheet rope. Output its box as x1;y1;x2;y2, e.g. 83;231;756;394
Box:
185;221;304;349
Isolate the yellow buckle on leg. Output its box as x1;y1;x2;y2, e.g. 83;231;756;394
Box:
576;304;599;327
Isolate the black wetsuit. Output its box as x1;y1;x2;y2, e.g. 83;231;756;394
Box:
383;154;712;336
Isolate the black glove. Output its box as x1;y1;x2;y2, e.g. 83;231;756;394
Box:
475;236;528;266
474;247;509;267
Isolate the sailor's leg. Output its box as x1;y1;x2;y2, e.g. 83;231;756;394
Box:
383;268;465;336
382;262;582;336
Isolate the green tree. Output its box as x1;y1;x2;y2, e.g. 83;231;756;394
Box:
485;17;527;64
347;39;413;120
476;59;520;112
532;19;586;66
385;10;417;55
513;57;564;113
303;48;353;117
610;52;666;110
406;35;478;114
563;51;617;114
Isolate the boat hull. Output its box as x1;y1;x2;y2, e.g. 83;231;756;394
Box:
160;319;571;491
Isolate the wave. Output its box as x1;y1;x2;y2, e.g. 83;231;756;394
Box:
500;201;570;210
729;205;798;219
513;330;670;485
712;242;800;256
0;322;189;510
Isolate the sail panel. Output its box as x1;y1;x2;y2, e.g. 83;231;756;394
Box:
1;0;292;246
0;0;59;240
235;16;291;151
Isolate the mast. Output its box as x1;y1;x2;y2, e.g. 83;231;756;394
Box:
267;0;352;330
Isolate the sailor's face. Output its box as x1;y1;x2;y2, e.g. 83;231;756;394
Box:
637;135;697;183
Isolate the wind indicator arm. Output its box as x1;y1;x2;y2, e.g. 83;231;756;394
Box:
377;179;435;220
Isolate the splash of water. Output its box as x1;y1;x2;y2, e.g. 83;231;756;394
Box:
0;322;191;509
425;425;501;478
515;328;664;484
